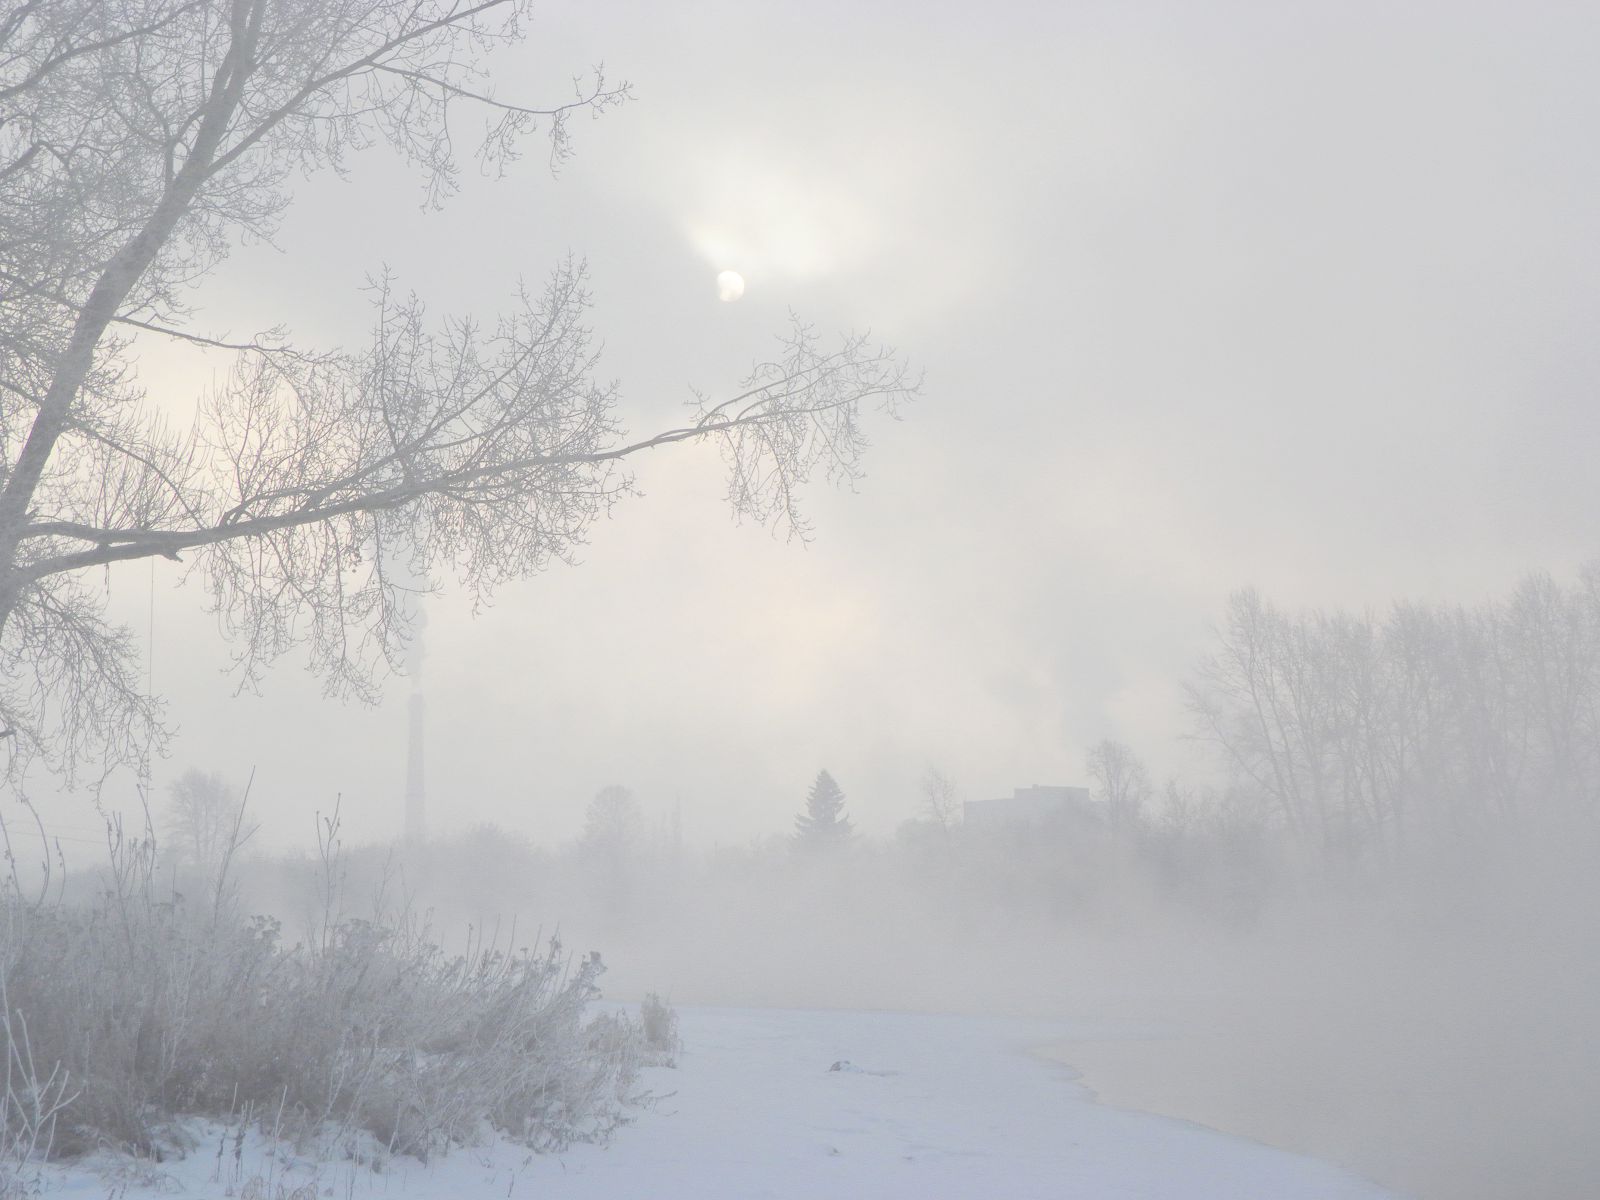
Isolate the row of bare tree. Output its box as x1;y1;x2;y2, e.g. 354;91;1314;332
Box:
1187;568;1600;862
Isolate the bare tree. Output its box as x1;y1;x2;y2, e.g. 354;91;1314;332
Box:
1187;590;1342;852
581;784;640;853
161;765;256;916
918;765;960;835
162;768;236;874
1187;570;1600;865
1085;738;1150;832
0;0;918;788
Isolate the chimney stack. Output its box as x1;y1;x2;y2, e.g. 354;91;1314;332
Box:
404;691;426;846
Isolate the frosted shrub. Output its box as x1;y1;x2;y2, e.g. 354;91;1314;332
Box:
639;993;681;1068
0;887;644;1165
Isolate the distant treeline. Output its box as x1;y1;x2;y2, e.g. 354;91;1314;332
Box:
131;567;1600;1025
1186;567;1600;864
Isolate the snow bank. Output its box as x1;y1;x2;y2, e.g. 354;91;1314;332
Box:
27;1006;1397;1199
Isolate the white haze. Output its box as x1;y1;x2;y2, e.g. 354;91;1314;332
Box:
210;802;1598;1200
17;4;1600;1200
55;0;1594;849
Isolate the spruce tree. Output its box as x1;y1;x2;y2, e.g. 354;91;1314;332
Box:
793;770;854;851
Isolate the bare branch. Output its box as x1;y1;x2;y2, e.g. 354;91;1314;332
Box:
0;0;911;790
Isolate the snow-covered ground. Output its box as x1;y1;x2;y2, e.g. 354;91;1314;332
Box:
34;1006;1399;1199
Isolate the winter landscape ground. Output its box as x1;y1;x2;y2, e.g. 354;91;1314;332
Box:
33;1006;1397;1200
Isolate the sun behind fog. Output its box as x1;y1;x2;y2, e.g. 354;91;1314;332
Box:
717;269;746;302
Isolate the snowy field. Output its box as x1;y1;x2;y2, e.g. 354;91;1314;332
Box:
33;1006;1399;1199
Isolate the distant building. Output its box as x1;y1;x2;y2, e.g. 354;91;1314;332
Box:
963;784;1097;830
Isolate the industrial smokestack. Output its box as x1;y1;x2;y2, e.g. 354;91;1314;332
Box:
405;690;426;846
385;541;430;848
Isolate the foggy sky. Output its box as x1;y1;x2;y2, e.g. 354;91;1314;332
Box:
72;0;1600;849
